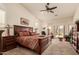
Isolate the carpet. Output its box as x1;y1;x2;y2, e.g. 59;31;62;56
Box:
3;39;78;55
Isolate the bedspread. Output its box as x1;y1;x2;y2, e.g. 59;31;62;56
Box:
16;36;38;49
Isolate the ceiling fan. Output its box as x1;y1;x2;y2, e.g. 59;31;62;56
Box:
40;3;57;13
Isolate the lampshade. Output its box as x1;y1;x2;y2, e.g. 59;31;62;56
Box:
0;23;5;27
0;24;13;29
48;26;51;30
35;23;38;27
0;23;6;30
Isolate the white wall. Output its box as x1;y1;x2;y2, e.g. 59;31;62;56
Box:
0;3;42;36
0;4;6;10
73;7;79;22
0;4;7;36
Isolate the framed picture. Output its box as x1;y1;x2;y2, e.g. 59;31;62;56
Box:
20;17;29;25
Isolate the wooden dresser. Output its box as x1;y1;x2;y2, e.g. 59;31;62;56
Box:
2;36;17;52
0;30;4;55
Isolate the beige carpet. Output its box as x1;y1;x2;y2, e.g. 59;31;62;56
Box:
3;39;78;55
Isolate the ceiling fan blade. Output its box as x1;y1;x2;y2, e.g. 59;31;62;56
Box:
50;6;57;10
50;11;54;13
45;5;49;9
40;10;47;11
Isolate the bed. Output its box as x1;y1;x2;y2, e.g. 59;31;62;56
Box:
14;25;51;54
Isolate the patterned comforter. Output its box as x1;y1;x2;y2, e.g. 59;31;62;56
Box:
16;35;50;54
16;36;39;49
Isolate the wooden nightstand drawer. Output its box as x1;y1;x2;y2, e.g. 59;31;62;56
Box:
2;36;17;52
6;42;16;46
4;36;15;40
6;44;16;51
5;39;16;45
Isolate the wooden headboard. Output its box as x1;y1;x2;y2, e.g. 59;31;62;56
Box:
14;25;33;36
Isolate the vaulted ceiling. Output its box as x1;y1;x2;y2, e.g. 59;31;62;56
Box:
21;3;79;23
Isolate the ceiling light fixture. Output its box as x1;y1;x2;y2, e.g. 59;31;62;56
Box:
40;3;57;14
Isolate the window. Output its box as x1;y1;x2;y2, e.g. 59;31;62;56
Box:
0;9;6;27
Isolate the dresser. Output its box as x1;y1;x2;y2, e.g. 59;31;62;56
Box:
0;30;4;55
2;36;17;52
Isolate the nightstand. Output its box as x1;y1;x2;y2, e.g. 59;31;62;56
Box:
0;30;4;55
2;36;17;52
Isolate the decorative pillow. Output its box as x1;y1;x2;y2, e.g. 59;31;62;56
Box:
29;32;31;35
19;32;24;36
18;31;28;36
18;31;39;36
23;31;28;36
30;32;36;36
25;31;30;36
